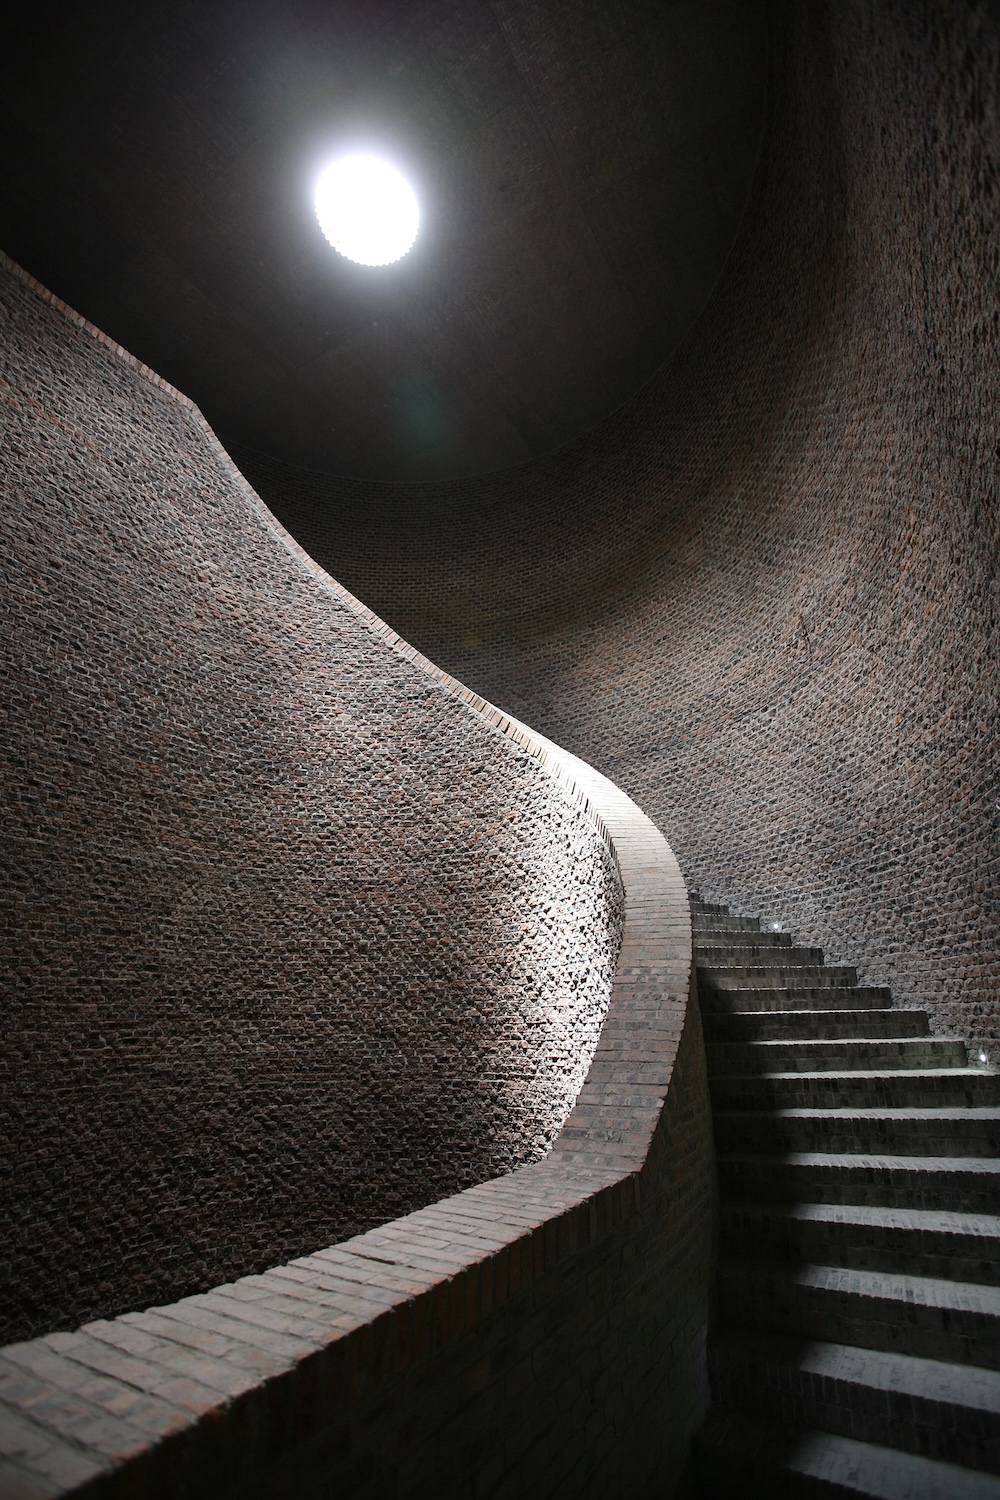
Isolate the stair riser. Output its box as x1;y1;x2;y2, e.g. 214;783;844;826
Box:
707;1040;968;1075
707;1347;1000;1476
719;1215;1000;1285
718;1161;1000;1215
700;986;893;1013
692;917;762;933
713;1115;1000;1157
700;967;858;988
718;1277;1000;1370
710;1074;1000;1109
698;946;821;965
703;1010;928;1041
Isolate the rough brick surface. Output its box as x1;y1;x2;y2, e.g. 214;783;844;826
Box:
0;733;710;1500
0;257;624;1345
0;465;710;1495
240;0;1000;1062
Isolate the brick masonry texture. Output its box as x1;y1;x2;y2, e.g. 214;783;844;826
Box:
238;0;1000;1063
0;255;628;1348
0;708;710;1499
0;291;711;1492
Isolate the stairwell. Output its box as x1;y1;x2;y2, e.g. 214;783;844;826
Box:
690;895;1000;1498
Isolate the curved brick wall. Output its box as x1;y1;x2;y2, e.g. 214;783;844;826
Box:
240;0;1000;1061
0;711;708;1500
0;255;625;1345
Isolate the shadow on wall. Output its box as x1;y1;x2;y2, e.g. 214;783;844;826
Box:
239;0;1000;1064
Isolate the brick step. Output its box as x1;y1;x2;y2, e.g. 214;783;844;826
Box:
697;941;819;964
690;900;730;916
694;1407;1000;1498
696;932;796;953
691;914;762;933
699;964;859;989
718;1260;1000;1369
700;986;894;1014
713;1108;1000;1157
706;1037;967;1076
708;1329;1000;1475
718;1151;1000;1214
692;891;999;1493
720;1201;1000;1284
709;1069;1000;1111
703;1009;928;1042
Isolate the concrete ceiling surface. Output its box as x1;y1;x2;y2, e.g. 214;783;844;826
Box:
0;0;765;480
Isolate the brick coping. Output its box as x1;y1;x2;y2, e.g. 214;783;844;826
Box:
0;252;697;1497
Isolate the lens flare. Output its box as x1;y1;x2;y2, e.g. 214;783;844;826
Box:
314;154;419;267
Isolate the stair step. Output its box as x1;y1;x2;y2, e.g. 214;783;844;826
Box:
696;934;797;955
700;964;859;988
694;1407;1000;1498
720;1201;1000;1284
719;1259;1000;1368
701;985;894;1013
708;1329;1000;1475
713;1108;1000;1157
717;1151;1000;1214
706;1038;967;1075
703;1009;929;1042
692;914;762;933
692;891;999;1494
697;941;818;963
709;1069;1000;1111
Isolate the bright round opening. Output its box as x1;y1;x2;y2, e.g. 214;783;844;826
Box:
313;154;419;267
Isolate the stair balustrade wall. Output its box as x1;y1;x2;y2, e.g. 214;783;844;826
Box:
0;256;625;1345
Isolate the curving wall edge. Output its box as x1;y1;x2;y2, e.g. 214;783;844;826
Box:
0;261;712;1500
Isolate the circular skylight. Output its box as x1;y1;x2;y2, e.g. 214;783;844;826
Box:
314;154;419;267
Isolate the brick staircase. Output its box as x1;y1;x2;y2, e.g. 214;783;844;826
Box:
690;895;1000;1499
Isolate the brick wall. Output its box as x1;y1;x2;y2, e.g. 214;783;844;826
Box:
0;256;626;1345
239;0;1000;1062
0;263;711;1484
0;728;710;1499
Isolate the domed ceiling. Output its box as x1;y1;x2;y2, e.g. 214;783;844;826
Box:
0;1;766;481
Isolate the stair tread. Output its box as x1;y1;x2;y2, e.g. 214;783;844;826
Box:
702;988;893;1010
697;1409;1000;1498
702;964;855;973
723;1259;1000;1317
696;937;812;944
701;956;847;963
714;1009;927;1020
715;1108;1000;1121
692;922;762;930
709;1038;962;1049
708;986;891;994
711;1328;1000;1414
719;1201;1000;1237
718;1150;1000;1173
725;1068;994;1080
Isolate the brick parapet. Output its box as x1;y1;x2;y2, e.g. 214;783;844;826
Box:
0;253;711;1497
0;717;705;1499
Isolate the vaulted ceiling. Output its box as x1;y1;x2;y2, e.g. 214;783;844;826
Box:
1;1;766;480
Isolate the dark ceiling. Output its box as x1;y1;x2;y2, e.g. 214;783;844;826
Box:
1;1;766;481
